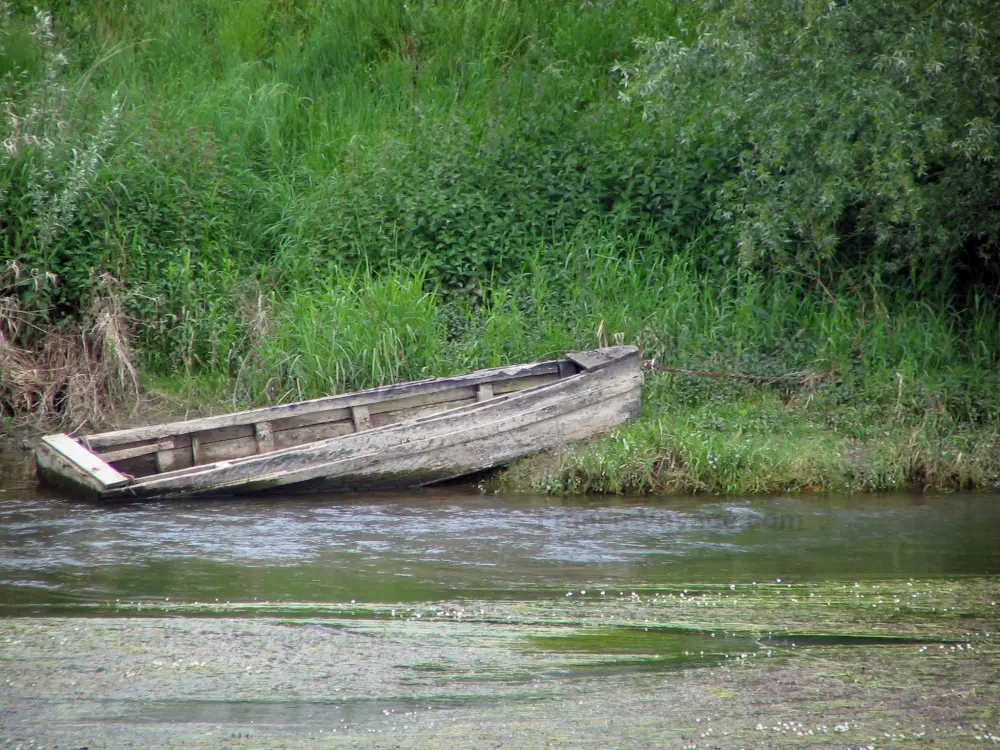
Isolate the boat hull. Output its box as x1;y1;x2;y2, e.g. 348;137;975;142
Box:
35;346;642;500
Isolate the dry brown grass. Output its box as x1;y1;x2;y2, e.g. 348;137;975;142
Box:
0;276;140;433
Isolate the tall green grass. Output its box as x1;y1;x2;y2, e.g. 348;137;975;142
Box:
4;1;999;491
167;238;997;493
3;0;708;336
236;270;444;402
219;237;1000;417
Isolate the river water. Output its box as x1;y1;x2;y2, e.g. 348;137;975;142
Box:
4;451;1000;747
2;452;999;615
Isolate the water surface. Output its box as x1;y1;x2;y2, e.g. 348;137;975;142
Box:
2;453;998;614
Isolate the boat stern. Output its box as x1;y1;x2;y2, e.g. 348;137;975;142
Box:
35;434;131;500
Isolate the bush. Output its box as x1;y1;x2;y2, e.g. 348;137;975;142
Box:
1;6;123;329
631;0;1000;286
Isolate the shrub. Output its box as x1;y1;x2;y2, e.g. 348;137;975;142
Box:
631;0;1000;287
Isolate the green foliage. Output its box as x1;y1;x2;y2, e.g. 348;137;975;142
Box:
289;115;717;293
235;270;446;402
0;5;123;332
2;0;706;335
3;0;1000;497
0;8;42;78
501;368;1000;496
631;0;1000;282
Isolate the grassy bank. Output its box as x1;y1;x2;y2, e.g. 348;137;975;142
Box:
2;0;999;494
498;379;1000;495
136;243;1000;495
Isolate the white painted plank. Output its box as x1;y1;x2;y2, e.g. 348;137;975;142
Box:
39;434;130;489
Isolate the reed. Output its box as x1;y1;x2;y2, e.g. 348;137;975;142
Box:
234;268;444;403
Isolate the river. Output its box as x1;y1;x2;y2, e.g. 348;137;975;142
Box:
1;451;998;748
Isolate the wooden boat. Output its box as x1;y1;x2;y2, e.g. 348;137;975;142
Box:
35;346;642;500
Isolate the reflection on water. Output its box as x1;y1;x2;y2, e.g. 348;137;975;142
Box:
1;452;999;613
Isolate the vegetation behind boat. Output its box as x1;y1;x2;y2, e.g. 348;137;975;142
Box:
2;1;998;495
17;252;1000;496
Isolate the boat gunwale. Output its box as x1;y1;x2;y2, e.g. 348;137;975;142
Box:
83;359;570;450
110;367;593;492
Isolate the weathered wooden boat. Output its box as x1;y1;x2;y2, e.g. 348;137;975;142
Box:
36;346;642;500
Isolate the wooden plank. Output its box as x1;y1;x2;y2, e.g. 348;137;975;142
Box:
135;417;337;472
492;373;561;394
270;407;351;432
197;435;260;464
370;398;477;428
117;425;249;472
566;345;638;372
351;405;372;432
273;421;355;450
254;422;274;454
38;434;129;489
268;388;475;432
366;387;477;416
476;383;494;402
270;388;478;441
101;439;175;463
84;361;563;448
151;436;259;470
36;443;105;498
186;424;254;447
156;449;180;473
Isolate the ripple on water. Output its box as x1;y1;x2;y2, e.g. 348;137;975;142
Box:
0;483;999;609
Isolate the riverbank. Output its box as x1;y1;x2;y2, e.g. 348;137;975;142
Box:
5;252;999;497
3;578;998;748
3;1;999;500
497;374;1000;495
6;354;1000;498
